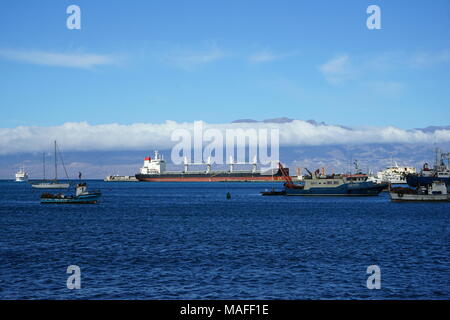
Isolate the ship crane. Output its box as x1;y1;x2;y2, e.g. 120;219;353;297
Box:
441;153;450;168
278;162;302;189
304;167;314;177
228;155;258;173
183;156;213;173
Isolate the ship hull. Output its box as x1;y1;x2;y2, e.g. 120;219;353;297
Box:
284;182;387;196
32;183;70;189
406;174;450;187
40;193;101;204
135;173;287;182
390;193;450;202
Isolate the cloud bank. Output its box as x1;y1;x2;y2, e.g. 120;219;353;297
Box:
1;120;450;155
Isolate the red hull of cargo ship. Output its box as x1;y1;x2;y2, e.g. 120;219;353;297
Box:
136;176;287;182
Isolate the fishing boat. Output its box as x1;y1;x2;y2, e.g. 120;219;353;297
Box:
279;162;388;196
390;181;450;202
40;183;101;204
406;149;450;187
31;141;70;189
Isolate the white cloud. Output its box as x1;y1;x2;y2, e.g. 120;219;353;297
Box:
0;48;117;69
1;120;450;155
248;50;299;64
166;43;225;70
249;50;277;63
319;54;354;84
365;81;406;96
320;49;450;84
409;49;450;68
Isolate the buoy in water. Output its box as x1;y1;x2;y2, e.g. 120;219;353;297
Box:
226;192;231;199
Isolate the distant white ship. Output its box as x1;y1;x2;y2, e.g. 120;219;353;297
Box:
104;175;138;182
15;166;29;182
368;161;416;184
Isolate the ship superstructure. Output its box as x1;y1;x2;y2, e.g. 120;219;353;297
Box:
370;161;416;184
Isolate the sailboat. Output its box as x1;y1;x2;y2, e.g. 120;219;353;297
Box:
31;141;70;189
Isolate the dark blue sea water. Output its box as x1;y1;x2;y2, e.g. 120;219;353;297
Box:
0;180;449;299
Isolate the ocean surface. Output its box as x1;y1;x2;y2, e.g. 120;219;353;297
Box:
0;180;449;300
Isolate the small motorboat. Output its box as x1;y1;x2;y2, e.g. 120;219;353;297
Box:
40;183;101;204
260;187;286;196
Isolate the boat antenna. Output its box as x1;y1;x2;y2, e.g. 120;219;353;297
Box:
54;140;57;180
43;152;46;181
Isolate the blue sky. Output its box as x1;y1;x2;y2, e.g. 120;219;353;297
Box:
1;0;450;129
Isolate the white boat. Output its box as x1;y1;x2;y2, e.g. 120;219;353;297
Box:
371;160;416;184
104;175;138;182
32;182;70;189
15;166;29;182
390;181;450;202
31;141;70;189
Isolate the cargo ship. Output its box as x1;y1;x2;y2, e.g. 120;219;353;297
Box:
135;151;289;182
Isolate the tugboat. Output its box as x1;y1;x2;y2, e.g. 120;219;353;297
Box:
406;148;450;187
40;183;101;204
279;161;388;196
390;181;449;202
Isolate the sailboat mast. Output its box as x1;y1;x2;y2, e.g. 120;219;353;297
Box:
43;153;46;180
54;140;57;180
